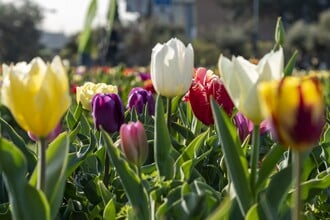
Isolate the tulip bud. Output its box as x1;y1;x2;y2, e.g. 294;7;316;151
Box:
127;87;155;115
1;56;71;138
92;93;124;134
150;38;194;97
76;82;118;111
275;17;285;46
184;67;234;125
233;112;270;143
258;76;325;150
120;121;149;166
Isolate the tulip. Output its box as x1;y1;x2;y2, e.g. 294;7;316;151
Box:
76;82;118;111
127;87;155;115
258;76;325;150
218;47;284;124
233;112;270;143
120;121;149;166
1;56;71;138
184;67;234;125
92;93;124;134
150;38;194;98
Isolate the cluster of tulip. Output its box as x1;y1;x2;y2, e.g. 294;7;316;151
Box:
0;37;326;162
0;32;328;220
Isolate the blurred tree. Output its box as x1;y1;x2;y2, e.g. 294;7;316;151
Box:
215;0;330;23
0;0;43;62
286;9;330;69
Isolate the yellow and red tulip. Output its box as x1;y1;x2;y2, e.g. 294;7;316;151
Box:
258;76;326;150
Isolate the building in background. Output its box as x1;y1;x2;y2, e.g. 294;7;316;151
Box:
124;0;197;39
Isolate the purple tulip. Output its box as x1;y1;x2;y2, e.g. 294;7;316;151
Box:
233;112;270;143
92;93;125;134
120;121;149;166
127;87;155;115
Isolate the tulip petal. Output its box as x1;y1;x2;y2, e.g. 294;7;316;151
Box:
218;55;240;107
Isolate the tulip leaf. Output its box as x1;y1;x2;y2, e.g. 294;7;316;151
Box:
0;117;36;173
29;132;69;220
102;131;150;220
171;121;196;142
0;138;50;220
284;50;298;77
78;0;97;54
245;204;260;220
256;144;286;191
262;166;292;216
154;95;175;180
210;97;253;215
298;168;330;201
103;198;116;220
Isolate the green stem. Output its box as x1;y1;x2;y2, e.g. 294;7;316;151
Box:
292;150;302;220
103;153;110;186
167;97;172;130
37;138;47;192
250;124;260;198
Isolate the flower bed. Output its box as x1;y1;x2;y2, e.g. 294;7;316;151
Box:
0;20;330;220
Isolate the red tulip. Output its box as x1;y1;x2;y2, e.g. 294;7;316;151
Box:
184;67;234;125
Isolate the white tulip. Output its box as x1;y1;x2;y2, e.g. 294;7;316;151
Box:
218;48;284;124
151;38;194;98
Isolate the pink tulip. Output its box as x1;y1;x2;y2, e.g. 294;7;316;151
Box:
120;121;149;166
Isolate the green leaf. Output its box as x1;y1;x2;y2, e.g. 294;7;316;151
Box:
171;122;195;142
206;197;233;220
154;95;175;180
284;50;298;77
0;138;50;220
300;168;330;201
0;117;37;173
246;204;260;220
262;166;292;216
256;144;286;191
102;131;150;220
29;133;69;220
211;98;253;215
103;199;116;220
78;0;97;53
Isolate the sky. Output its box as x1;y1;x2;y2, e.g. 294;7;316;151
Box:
1;0;139;36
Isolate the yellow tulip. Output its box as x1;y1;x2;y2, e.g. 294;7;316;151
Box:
258;76;325;150
1;56;71;138
76;82;118;111
218;48;284;124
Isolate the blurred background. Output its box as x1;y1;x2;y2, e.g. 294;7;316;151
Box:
0;0;329;69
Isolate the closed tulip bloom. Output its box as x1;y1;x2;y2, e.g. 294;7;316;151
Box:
184;67;234;125
218;48;284;124
233;112;270;143
151;38;194;97
127;87;155;115
76;82;118;111
92;93;124;134
1;56;71;138
258;76;325;150
120;121;149;166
